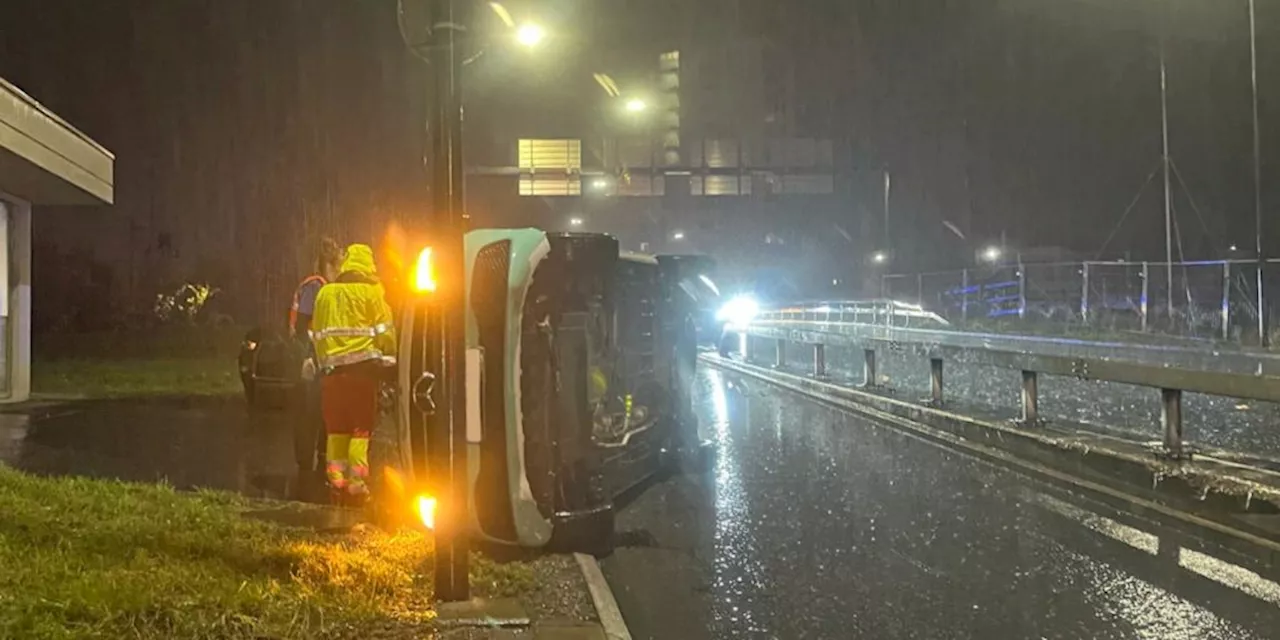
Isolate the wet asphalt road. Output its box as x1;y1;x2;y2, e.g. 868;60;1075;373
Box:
601;369;1280;639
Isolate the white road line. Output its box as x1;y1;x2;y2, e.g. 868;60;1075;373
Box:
574;552;633;640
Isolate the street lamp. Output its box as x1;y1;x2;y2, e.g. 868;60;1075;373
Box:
870;250;889;265
980;245;1003;264
672;231;686;241
515;23;545;47
624;98;648;113
569;217;583;227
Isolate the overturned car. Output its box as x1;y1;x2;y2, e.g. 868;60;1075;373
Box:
398;229;708;553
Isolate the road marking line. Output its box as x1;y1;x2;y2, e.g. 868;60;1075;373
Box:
574;552;632;640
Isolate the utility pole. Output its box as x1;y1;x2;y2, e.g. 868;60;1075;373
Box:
425;0;469;603
1250;0;1268;346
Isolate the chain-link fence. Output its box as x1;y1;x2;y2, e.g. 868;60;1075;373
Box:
882;259;1280;344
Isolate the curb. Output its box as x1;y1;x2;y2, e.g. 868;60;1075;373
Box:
574;553;632;640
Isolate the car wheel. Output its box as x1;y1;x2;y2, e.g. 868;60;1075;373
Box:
293;385;325;472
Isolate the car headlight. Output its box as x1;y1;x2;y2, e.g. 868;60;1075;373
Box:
715;295;759;327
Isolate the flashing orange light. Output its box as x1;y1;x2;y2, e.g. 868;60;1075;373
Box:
416;494;438;530
413;247;438;293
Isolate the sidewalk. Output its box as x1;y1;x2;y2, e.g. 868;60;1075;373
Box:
249;504;624;640
432;553;628;639
432;553;619;639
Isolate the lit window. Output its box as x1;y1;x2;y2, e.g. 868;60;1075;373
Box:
518;139;582;197
699;175;741;196
518;139;582;171
519;176;582;196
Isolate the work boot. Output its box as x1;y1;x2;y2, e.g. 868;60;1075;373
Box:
347;480;371;507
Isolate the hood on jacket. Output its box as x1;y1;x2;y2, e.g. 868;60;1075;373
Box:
340;244;378;278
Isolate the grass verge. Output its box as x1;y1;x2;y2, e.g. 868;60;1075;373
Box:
0;466;533;639
32;357;242;399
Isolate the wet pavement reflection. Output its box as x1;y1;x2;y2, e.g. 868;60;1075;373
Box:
0;398;317;501
601;369;1280;639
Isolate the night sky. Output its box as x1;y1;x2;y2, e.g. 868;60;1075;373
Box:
0;0;1276;325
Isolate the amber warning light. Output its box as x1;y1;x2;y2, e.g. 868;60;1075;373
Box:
413;247;438;293
417;494;438;530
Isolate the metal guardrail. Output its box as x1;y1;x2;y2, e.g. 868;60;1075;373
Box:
732;301;1280;459
758;299;950;328
880;259;1280;343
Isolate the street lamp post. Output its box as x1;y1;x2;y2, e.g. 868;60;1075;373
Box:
425;0;469;603
1249;0;1267;346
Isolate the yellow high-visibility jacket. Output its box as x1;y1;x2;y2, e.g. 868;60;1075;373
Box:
311;244;398;368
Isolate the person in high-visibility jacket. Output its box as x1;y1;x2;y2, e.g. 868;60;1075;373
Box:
310;244;397;497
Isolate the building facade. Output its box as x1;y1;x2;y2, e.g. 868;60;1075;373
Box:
462;0;880;297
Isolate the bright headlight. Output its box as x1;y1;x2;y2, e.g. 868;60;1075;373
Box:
716;295;759;327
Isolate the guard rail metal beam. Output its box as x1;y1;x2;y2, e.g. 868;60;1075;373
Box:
733;305;1280;459
745;323;1280;403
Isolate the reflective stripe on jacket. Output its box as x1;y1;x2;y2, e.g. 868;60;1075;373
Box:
289;274;328;338
311;244;397;369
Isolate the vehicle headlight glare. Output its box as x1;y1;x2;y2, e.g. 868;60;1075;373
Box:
716;295;759;327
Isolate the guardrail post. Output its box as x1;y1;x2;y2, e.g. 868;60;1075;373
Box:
775;339;786;368
1141;261;1150;332
961;268;970;322
1081;263;1091;324
1020;370;1040;425
1222;261;1231;341
813;344;826;378
863;348;877;387
930;357;944;406
1161;388;1184;459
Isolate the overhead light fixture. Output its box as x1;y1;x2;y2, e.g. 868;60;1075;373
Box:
569;217;583;227
624;98;648;113
516;23;545;47
672;231;686;241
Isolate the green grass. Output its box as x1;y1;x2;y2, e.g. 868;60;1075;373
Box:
32;357;243;399
35;327;247;361
0;466;533;639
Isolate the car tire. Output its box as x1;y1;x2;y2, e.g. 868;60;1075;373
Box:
293;384;325;472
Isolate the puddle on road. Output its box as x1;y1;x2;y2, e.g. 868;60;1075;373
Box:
0;398;310;502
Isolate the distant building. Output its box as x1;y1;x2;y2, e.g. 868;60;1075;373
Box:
464;1;858;298
0;78;113;402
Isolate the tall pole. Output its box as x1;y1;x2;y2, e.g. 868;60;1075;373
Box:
1160;28;1175;319
426;0;470;602
882;168;891;250
1250;0;1268;346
